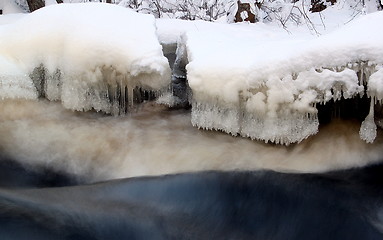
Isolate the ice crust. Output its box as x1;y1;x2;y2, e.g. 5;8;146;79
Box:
176;12;383;145
0;3;171;114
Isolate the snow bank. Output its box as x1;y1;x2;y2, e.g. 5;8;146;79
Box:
0;1;25;14
0;13;26;25
0;3;171;114
178;12;383;145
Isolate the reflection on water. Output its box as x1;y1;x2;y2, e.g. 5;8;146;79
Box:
0;99;382;182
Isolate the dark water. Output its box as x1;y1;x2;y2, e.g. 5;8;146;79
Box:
0;158;79;189
0;157;383;240
1;99;383;239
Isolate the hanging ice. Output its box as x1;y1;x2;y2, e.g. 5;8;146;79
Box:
359;98;377;143
368;66;383;100
175;12;383;145
0;56;37;100
0;3;171;114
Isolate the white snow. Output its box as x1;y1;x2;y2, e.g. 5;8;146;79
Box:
368;66;383;100
0;13;25;25
0;1;382;145
0;0;25;14
176;11;383;144
0;3;171;114
156;19;215;46
45;0;59;6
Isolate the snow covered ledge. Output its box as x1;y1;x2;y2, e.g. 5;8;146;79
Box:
0;3;171;115
177;12;383;145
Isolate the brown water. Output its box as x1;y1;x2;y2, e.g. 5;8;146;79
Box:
0;99;382;182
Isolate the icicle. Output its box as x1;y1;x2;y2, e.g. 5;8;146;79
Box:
30;64;46;98
359;97;377;143
134;87;142;105
363;63;375;84
128;86;134;109
45;69;62;101
335;66;345;72
107;83;118;116
116;80;121;115
120;79;126;114
359;66;365;85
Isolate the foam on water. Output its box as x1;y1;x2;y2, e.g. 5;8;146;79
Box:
1;99;383;182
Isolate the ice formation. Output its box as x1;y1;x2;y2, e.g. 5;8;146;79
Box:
1;3;383;145
0;3;171;114
174;12;383;145
0;56;37;100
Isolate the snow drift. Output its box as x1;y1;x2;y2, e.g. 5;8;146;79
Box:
0;3;171;114
174;12;383;145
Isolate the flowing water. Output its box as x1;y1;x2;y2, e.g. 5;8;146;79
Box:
1;99;383;239
0;99;383;182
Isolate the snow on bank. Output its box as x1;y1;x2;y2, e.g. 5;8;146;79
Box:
1;2;382;146
176;12;383;145
0;13;25;25
0;3;171;114
0;1;25;14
